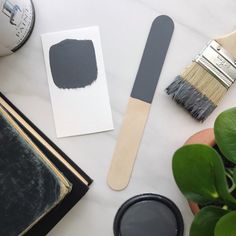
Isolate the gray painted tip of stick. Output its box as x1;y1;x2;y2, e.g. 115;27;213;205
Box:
49;39;98;89
130;15;174;104
152;15;174;30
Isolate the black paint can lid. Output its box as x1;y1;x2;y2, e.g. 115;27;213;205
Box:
113;193;184;236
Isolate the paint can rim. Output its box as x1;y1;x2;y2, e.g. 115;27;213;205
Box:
113;193;184;236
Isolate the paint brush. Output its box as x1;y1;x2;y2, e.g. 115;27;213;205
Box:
166;31;236;121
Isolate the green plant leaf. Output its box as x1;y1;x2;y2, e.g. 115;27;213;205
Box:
214;108;236;164
190;206;228;236
172;144;236;206
215;211;236;236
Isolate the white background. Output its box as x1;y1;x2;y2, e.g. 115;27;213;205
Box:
0;0;236;235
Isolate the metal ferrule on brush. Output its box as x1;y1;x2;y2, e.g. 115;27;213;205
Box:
194;40;236;89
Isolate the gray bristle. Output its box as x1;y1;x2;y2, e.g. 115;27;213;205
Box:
166;76;216;122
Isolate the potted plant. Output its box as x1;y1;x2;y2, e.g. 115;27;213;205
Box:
172;108;236;236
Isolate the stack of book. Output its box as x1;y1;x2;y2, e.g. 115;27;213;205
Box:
0;93;92;236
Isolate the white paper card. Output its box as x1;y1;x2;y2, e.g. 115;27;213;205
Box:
41;27;113;137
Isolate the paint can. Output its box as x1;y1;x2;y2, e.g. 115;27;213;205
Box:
0;0;35;56
114;193;184;236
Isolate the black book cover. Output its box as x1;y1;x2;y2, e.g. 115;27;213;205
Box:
0;92;92;236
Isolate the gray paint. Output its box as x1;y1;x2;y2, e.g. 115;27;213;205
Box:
120;200;178;236
131;15;174;103
49;39;98;89
166;76;216;121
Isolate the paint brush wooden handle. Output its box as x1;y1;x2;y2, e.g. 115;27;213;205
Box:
107;15;174;190
216;31;236;57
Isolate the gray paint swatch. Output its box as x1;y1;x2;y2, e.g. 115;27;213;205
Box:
49;39;98;89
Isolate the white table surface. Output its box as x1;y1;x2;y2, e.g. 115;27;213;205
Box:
1;0;236;235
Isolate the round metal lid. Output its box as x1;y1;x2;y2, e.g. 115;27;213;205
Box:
113;193;184;236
